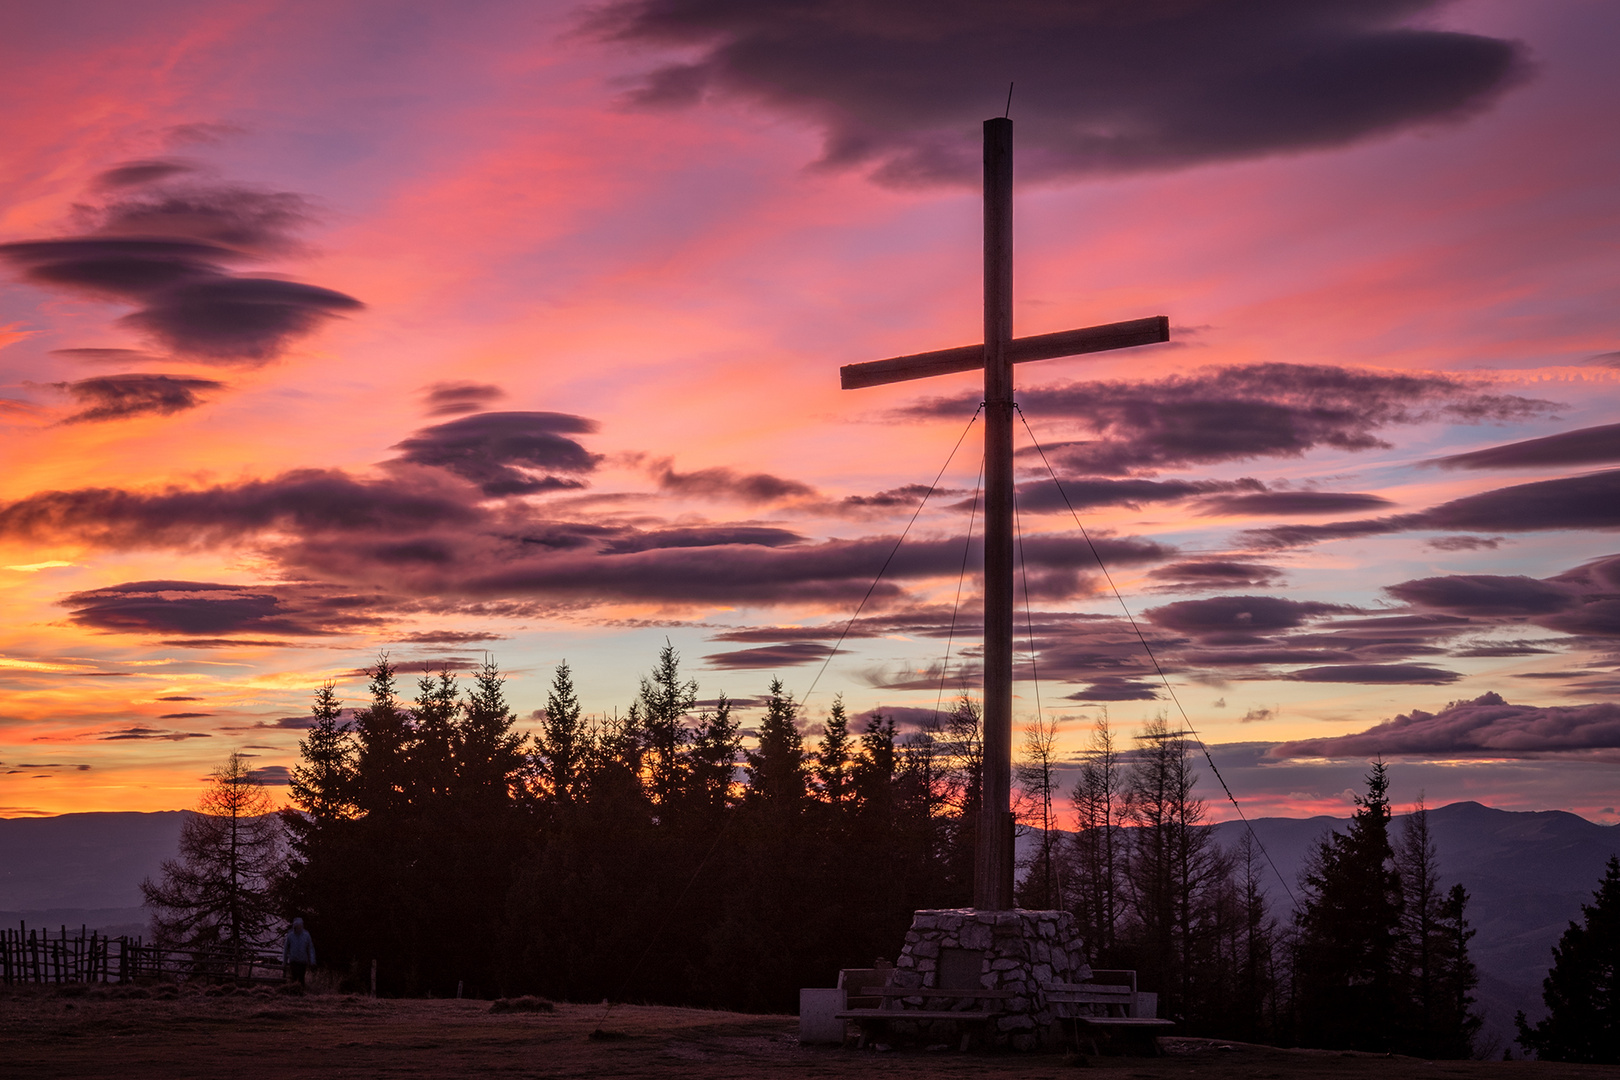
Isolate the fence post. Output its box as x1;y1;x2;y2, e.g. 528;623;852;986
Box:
371;959;377;999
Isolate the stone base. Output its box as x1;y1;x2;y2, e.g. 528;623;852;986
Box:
891;908;1089;1050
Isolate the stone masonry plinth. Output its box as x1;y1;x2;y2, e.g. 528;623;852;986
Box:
891;908;1090;1050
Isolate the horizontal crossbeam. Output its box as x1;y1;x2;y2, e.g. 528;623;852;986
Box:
840;315;1169;390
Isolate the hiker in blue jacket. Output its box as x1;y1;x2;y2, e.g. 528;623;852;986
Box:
283;917;316;985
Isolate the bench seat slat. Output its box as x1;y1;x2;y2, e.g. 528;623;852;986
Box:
868;987;1017;999
836;1010;999;1021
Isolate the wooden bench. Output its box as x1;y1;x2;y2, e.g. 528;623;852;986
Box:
1045;970;1173;1052
835;985;1017;1051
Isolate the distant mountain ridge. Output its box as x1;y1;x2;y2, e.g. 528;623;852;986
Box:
0;811;189;938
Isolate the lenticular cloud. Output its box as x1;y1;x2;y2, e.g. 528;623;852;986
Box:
1271;692;1620;758
0;166;361;365
603;0;1527;186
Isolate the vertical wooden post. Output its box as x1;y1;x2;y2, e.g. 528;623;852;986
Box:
975;115;1016;912
371;958;378;998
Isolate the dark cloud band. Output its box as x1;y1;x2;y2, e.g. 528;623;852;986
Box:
603;0;1526;186
53;373;223;424
919;363;1549;475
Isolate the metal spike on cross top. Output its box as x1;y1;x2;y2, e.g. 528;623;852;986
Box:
840;117;1170;911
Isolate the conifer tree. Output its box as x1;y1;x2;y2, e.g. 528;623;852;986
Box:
538;660;584;804
1294;761;1404;1050
686;692;741;817
744;677;807;809
1516;856;1620;1063
816;696;853;807
850;711;897;813
412;668;461;803
459;655;527;804
1433;883;1482;1057
352;656;415;816
287;682;354;824
638;640;697;810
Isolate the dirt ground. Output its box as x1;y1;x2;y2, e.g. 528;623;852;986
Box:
0;985;1608;1080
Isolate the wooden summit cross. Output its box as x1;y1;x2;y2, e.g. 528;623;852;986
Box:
840;117;1169;911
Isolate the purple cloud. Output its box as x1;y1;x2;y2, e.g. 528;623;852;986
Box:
53;373;223;423
1432;421;1620;471
98;726;211;741
122;277;360;362
652;459;815;503
1287;663;1460;685
245;765;291;786
1245;470;1620;549
422;381;505;417
1387;574;1575;617
1066;677;1161;702
1381;555;1620;647
1196;490;1393;516
1145;595;1350;638
0;469;480;549
1271;692;1620;758
93;159;196;191
1004;476;1260;514
1147;560;1285;591
61;580;386;638
389;630;507;644
391;411;602;495
0;167;360;364
916;364;1549;475
602;0;1525;186
702;642;841;669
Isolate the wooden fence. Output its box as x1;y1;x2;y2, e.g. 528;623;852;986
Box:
1;923;285;986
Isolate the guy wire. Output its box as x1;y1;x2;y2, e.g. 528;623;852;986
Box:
802;404;984;707
1014;404;1298;911
932;454;984;726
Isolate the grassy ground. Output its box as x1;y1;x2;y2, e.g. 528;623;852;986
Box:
0;984;1606;1080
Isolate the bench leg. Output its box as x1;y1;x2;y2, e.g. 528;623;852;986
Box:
855;1019;887;1050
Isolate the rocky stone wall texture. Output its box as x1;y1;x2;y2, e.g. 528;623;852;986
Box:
891;908;1090;1050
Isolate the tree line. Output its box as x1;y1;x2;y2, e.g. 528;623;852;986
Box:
142;646;1618;1060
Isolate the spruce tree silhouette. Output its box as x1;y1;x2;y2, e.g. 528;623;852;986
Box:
1294;761;1403;1050
638;641;698;814
1516;856;1620;1063
537;660;584;806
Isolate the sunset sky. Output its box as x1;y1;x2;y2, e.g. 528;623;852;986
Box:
3;0;1618;822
